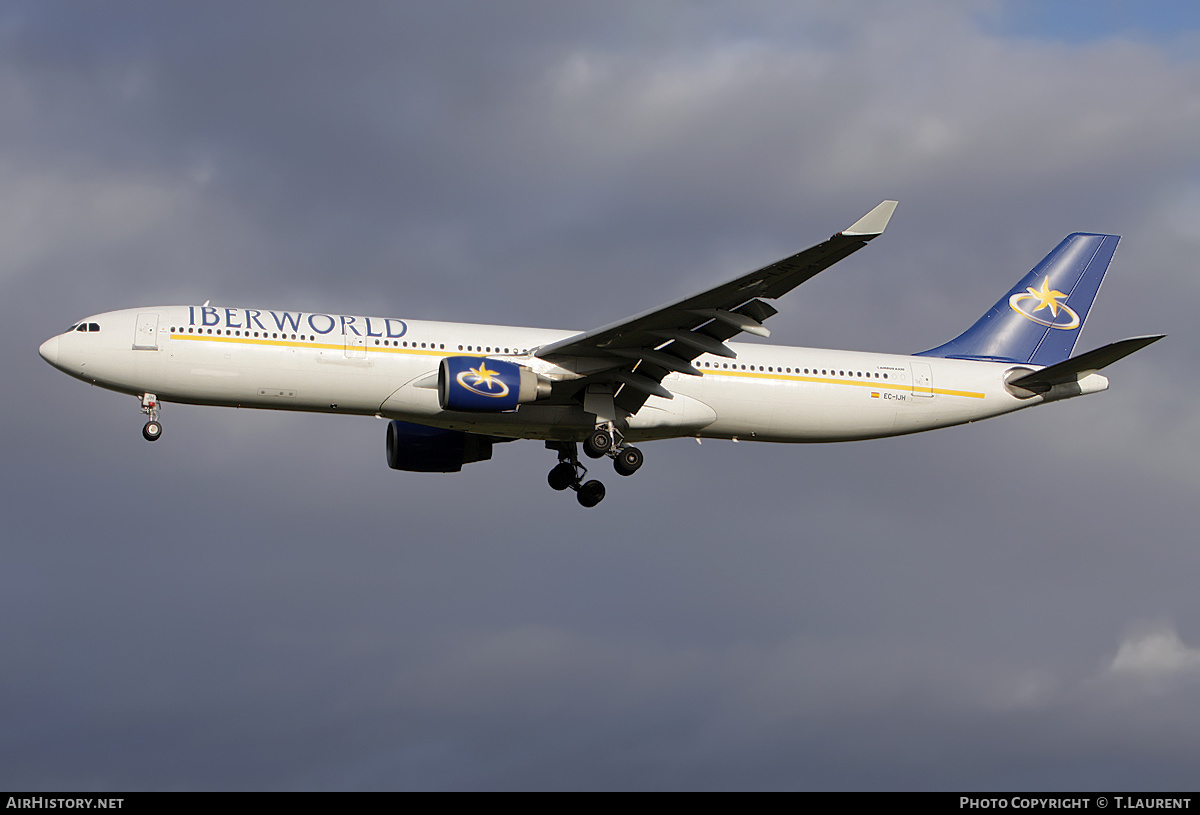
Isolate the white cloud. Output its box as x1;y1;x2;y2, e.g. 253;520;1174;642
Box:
1104;620;1200;682
8;1;1200;790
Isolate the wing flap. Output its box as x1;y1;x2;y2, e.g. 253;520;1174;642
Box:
534;201;897;420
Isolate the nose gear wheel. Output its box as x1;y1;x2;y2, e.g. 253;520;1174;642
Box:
139;394;162;442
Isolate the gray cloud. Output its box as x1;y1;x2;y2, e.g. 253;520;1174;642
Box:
3;0;1199;790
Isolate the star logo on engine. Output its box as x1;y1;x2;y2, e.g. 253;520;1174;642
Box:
456;362;510;398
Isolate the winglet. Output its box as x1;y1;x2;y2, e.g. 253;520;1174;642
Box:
842;200;898;236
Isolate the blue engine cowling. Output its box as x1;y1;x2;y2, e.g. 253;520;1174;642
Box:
438;356;551;412
385;420;493;473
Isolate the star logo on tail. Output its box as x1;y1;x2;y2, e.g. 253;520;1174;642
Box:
1009;276;1081;329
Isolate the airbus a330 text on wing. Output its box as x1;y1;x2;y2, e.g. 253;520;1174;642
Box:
39;202;1163;507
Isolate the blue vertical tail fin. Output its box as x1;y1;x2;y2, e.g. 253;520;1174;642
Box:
917;233;1119;366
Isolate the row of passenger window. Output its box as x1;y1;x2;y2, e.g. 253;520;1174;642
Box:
162;330;880;379
172;326;466;352
375;340;445;349
697;360;889;379
172;326;316;340
378;342;530;355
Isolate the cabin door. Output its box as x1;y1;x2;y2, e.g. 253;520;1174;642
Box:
344;333;367;359
133;313;159;350
911;361;933;397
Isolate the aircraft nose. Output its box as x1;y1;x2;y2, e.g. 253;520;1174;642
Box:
38;336;59;366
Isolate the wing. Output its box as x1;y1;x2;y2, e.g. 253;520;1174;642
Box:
535;201;897;416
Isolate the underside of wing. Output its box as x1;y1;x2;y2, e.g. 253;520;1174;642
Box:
535;201;897;416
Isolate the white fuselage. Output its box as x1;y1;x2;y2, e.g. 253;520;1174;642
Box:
39;305;1109;443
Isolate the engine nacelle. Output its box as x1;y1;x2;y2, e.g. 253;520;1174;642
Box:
385;420;493;473
438;356;551;412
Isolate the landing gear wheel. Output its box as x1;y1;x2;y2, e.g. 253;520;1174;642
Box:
548;462;575;491
583;429;612;459
139;394;162;442
613;446;643;476
576;480;606;508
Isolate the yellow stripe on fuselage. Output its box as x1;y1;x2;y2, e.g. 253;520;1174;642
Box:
699;367;985;399
171;333;451;355
170;334;986;399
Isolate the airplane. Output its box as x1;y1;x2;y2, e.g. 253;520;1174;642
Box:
38;201;1163;507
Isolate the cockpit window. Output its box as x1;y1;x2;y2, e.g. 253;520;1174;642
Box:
73;323;101;333
67;324;79;331
75;324;86;332
87;323;100;332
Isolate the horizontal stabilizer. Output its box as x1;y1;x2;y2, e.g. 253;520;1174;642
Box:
1008;334;1165;393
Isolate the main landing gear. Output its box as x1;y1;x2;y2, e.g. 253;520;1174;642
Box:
547;428;644;508
547;442;605;507
140;393;162;442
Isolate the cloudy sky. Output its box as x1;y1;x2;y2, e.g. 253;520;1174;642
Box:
4;0;1200;791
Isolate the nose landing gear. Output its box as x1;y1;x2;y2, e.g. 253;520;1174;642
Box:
140;393;162;442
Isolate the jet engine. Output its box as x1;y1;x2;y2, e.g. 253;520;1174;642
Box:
438;356;551;412
385;420;493;473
